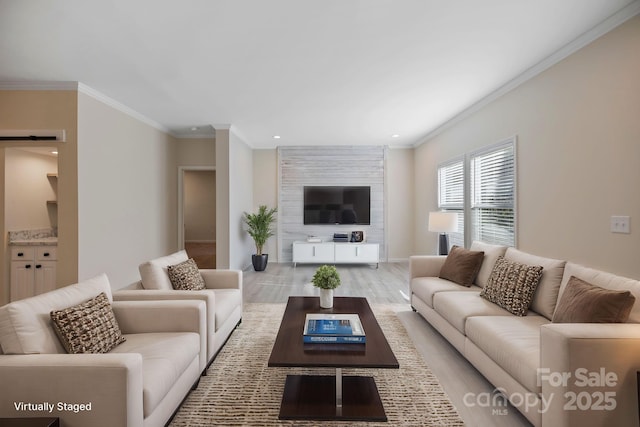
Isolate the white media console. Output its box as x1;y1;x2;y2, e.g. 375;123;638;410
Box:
292;241;379;268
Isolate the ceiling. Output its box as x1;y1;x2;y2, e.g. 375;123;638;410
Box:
0;1;637;148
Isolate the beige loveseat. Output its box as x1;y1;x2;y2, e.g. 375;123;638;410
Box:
0;274;206;427
114;250;243;367
410;241;640;427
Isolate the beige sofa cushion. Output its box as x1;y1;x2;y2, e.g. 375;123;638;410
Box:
412;277;480;308
0;274;113;354
139;250;189;291
214;289;243;332
111;332;200;417
469;241;508;287
466;315;550;393
433;291;513;334
556;264;640;322
504;248;566;320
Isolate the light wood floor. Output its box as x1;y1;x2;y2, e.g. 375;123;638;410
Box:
243;262;532;427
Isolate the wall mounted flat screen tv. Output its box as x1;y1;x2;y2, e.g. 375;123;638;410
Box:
303;186;371;225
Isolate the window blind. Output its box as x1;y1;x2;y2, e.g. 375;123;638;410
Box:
437;159;464;248
470;142;515;246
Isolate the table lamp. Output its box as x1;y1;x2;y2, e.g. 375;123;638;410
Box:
428;212;459;255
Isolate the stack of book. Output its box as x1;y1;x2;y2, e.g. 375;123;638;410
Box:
302;313;366;344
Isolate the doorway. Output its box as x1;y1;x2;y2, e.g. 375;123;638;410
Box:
178;167;216;269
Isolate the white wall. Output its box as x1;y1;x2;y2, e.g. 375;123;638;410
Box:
5;148;58;231
387;147;415;261
228;128;254;270
77;92;177;289
414;16;640;278
253;149;278;261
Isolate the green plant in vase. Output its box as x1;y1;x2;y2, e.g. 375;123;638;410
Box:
243;205;277;271
311;265;341;308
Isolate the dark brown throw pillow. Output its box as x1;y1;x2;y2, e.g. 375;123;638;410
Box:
439;245;485;287
168;258;206;290
552;276;635;323
50;292;126;354
480;256;543;316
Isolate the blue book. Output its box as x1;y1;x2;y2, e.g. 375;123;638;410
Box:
303;313;365;344
303;335;366;344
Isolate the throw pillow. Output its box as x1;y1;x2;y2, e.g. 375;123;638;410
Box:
480;256;544;316
439;245;485;287
552;276;635;323
168;258;206;290
50;292;126;354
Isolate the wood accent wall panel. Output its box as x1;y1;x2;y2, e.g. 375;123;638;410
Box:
278;146;386;263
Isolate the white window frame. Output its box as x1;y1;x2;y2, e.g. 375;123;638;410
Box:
437;157;464;249
436;136;517;248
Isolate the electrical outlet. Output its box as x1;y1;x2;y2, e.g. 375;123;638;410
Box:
611;216;630;234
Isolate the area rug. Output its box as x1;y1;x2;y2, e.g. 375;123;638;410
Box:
170;303;464;426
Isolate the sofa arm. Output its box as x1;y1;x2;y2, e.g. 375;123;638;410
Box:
409;255;446;280
540;323;640;427
112;300;207;371
113;290;215;338
200;269;243;291
0;353;143;427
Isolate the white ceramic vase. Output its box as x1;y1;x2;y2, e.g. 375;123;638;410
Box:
319;288;334;309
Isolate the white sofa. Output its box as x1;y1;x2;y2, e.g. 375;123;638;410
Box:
0;274;207;427
114;250;243;367
410;241;640;427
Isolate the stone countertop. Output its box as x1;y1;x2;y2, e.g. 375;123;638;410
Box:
9;237;58;246
8;228;58;246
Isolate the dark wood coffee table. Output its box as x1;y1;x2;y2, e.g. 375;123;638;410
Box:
268;296;399;421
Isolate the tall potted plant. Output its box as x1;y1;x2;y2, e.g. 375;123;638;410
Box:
243;205;277;271
311;265;341;308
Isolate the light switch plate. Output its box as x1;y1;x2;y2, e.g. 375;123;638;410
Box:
611;216;630;234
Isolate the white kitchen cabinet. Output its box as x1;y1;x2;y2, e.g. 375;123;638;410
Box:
292;241;379;267
10;246;57;301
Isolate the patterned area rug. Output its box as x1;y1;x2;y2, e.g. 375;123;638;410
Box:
170;303;464;426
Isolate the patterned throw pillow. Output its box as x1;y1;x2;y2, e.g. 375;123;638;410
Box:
480;256;544;316
168;258;206;290
50;292;126;354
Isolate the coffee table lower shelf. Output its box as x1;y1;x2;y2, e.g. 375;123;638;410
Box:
278;374;387;421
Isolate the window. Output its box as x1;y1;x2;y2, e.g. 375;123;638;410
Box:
437;158;464;248
437;138;516;248
470;141;516;246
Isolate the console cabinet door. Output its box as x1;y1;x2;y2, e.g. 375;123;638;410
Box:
10;261;36;302
334;244;379;263
292;243;335;263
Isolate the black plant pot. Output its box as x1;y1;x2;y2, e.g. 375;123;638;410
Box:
252;254;269;272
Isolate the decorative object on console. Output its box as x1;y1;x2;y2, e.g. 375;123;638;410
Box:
552;275;635;323
311;265;341;308
243;205;277;271
438;245;485;287
351;231;364;242
428;211;458;255
333;233;349;242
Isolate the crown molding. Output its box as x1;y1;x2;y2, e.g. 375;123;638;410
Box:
77;83;170;134
0;80;79;90
413;0;640;148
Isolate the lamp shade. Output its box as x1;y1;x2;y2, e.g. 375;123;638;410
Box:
428;212;459;233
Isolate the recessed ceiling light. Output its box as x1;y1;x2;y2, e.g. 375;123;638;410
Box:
191;127;198;131
273;135;281;139
51;150;58;155
391;134;400;138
